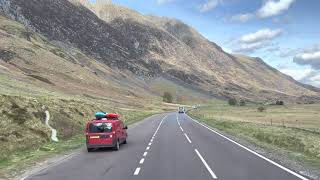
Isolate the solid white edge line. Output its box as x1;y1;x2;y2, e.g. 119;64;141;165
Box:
20;151;80;180
134;167;141;175
139;158;145;164
195;149;218;179
184;133;192;143
180;126;184;132
187;115;309;180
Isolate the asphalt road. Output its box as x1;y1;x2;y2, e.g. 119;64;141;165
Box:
24;112;309;180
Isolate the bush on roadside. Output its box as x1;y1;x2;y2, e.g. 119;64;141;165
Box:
276;100;284;105
239;99;246;106
163;92;173;103
257;106;266;112
228;98;237;106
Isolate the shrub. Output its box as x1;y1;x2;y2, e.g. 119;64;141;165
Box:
239;99;246;106
228;98;237;106
257;106;266;112
276;100;284;105
163;92;173;103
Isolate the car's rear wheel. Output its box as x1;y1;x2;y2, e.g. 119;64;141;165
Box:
114;140;120;151
87;147;93;152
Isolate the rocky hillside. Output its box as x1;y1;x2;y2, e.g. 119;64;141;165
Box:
1;0;319;103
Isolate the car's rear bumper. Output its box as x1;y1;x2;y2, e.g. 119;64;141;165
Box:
86;139;116;148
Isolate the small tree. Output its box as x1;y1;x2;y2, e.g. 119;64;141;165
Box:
257;106;266;112
176;95;183;104
276;100;284;105
228;98;237;106
163;92;173;103
239;99;246;106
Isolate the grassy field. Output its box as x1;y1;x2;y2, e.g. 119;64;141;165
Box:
188;103;320;169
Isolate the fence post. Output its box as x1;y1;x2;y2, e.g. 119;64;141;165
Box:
271;119;272;126
282;120;285;127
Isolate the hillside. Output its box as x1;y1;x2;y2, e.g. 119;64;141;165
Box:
0;0;320;104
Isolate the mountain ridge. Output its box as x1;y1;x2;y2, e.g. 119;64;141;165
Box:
1;0;319;103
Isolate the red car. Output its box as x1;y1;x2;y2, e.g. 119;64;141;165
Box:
85;113;128;152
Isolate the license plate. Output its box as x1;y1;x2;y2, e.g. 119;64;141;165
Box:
90;136;100;139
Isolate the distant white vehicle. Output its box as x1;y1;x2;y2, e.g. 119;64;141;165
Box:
178;107;185;113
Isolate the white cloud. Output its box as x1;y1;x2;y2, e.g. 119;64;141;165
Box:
199;0;219;13
280;68;312;81
300;70;320;88
233;28;283;53
239;28;283;44
280;67;320;88
230;0;295;22
230;13;254;22
276;44;320;87
234;42;266;53
156;0;175;5
293;51;320;69
257;0;295;18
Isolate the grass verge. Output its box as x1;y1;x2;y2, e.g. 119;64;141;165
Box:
0;135;84;179
188;107;320;170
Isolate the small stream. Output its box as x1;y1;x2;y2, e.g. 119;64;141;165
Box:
44;110;59;142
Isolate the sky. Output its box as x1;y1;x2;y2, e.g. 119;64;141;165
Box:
92;0;320;87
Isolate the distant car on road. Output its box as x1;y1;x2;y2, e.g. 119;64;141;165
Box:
178;106;185;113
85;113;128;152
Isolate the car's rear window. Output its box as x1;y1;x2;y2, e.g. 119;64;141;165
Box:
89;122;112;133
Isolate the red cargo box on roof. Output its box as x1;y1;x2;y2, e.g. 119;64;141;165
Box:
106;113;120;119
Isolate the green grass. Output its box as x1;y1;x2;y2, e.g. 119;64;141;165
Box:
189;105;320;169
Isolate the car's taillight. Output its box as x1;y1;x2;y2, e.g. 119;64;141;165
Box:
110;134;113;138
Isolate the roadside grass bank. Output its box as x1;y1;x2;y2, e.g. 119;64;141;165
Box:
0;94;166;179
188;105;320;171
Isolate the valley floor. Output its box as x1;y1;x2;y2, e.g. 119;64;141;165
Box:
188;103;320;179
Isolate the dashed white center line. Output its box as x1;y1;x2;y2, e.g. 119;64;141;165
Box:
133;115;167;176
195;149;218;179
134;167;141;175
139;158;145;164
143;152;148;157
184;133;192;143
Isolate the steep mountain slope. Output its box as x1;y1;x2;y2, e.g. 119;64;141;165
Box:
1;0;319;103
0;14;155;105
78;1;320;102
